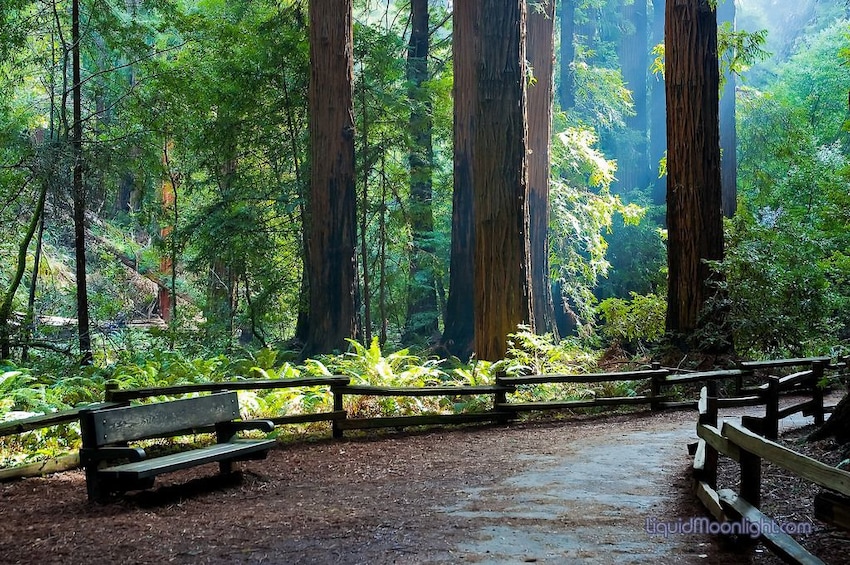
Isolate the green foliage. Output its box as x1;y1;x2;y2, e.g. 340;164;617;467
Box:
598;293;666;346
708;214;845;358
730;19;850;358
548;125;648;333
502;326;599;376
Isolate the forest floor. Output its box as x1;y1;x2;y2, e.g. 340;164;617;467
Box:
1;398;847;564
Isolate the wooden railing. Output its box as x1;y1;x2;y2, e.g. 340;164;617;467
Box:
1;356;844;478
692;383;850;565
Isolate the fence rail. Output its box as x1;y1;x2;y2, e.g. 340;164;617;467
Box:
1;356;845;479
691;382;849;565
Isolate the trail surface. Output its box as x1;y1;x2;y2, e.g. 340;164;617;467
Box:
1;407;816;564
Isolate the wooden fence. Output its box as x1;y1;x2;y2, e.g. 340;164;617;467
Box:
1;356;845;478
692;382;850;565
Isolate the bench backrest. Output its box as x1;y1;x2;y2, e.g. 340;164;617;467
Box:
80;392;241;448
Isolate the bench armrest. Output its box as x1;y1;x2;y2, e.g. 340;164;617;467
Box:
80;446;147;467
215;419;275;442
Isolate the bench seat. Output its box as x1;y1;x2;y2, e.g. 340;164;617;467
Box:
96;438;276;481
79;392;276;501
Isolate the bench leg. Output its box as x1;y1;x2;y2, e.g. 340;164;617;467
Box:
219;460;234;474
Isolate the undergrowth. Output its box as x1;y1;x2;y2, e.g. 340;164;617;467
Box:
0;328;655;468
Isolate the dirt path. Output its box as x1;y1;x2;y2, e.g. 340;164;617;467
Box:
0;407;815;564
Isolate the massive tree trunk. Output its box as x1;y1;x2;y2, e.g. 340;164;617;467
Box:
558;0;576;110
72;0;92;364
616;0;651;193
664;0;724;335
718;0;737;218
440;0;478;360
527;0;557;337
473;0;532;360
404;0;438;342
650;0;667;207
302;0;357;357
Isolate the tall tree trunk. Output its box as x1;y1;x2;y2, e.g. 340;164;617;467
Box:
650;0;667;207
616;0;651;193
302;0;357;358
474;0;532;361
0;185;48;359
440;0;478;360
664;0;724;335
718;0;737;218
404;0;438;342
379;139;389;346
159;140;176;323
559;0;576;110
359;72;373;345
72;0;92;364
527;0;557;337
21;201;46;362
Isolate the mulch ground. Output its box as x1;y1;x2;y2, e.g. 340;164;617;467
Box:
1;409;847;564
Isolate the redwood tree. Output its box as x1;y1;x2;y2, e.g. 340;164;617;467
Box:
473;0;532;360
664;0;724;334
559;0;576;110
650;0;667;206
404;0;438;342
527;0;557;336
302;0;357;357
72;0;93;364
440;0;478;360
616;0;651;193
718;0;737;218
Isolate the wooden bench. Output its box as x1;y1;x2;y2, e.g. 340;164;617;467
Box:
79;392;275;502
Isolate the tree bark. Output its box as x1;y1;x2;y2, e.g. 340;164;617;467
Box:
473;0;532;360
302;0;357;358
664;0;724;335
650;0;667;207
558;0;576;110
404;0;438;342
527;0;557;337
440;0;478;360
72;0;92;364
718;0;737;218
616;0;651;193
0;185;48;359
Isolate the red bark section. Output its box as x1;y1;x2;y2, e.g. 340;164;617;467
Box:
665;0;724;334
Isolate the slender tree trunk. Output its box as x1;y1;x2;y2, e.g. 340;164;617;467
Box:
379;141;388;346
718;0;737;218
21;202;46;362
441;0;478;360
559;0;576;110
159;141;175;323
302;0;357;357
474;0;532;361
664;0;724;335
359;71;372;345
72;0;92;364
404;0;438;342
527;0;557;337
616;0;651;193
279;66;311;346
0;185;48;359
650;0;667;207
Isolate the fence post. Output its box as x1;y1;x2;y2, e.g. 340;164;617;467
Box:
494;371;515;424
650;362;662;412
811;360;826;426
104;382;119;402
331;383;344;439
739;418;762;508
764;376;780;441
698;381;718;489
